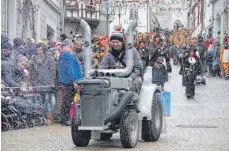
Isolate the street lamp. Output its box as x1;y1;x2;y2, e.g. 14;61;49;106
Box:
145;0;149;32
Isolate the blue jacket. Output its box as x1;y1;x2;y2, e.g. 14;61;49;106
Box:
58;51;82;84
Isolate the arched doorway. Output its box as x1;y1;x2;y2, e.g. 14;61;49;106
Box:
174;20;182;30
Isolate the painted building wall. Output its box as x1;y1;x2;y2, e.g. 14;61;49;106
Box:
213;0;224;38
110;0;189;35
1;0;62;42
1;0;8;36
39;0;62;41
212;0;229;43
110;6;148;35
156;9;188;30
155;0;188;30
203;0;213;37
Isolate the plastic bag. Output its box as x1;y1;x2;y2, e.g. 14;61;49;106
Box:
158;91;171;117
70;91;80;120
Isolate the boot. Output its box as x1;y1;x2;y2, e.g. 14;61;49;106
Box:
45;112;53;125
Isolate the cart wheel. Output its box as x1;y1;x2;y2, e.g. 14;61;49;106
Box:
101;133;113;141
13;121;20;130
20;119;27;129
1;122;9;131
202;79;206;85
71;109;91;147
120;107;139;148
142;94;162;142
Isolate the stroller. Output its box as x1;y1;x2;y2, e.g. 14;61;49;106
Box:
152;57;168;88
1;87;46;131
13;93;46;128
1;95;21;131
195;57;206;85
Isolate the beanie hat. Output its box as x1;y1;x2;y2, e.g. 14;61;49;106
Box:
62;39;72;46
17;55;28;64
110;32;123;42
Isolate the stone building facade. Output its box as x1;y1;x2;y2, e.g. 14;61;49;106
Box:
211;0;229;43
64;0;100;37
1;0;64;42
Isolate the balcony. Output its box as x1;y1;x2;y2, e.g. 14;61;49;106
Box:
65;0;100;26
210;0;218;4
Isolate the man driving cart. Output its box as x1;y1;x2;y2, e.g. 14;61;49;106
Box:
99;31;144;94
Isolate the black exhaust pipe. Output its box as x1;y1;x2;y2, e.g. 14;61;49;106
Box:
104;91;134;124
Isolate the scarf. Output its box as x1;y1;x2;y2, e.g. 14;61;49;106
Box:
188;53;196;65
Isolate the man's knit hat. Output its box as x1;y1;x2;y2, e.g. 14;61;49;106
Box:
110;32;123;42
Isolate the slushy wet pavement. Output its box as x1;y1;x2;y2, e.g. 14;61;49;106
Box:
2;65;229;151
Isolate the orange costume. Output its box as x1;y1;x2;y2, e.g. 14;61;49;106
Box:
220;47;229;76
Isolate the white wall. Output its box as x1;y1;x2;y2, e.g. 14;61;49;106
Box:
110;6;148;35
1;0;8;36
156;9;188;29
39;0;61;41
203;0;213;36
157;0;188;29
204;0;213;28
213;0;224;38
50;0;61;9
110;1;188;33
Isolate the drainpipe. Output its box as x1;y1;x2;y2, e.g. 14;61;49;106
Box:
61;0;65;34
79;19;92;78
86;19;138;77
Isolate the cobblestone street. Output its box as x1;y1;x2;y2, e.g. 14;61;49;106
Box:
2;65;229;151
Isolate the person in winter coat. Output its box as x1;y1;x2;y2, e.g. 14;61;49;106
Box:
220;37;229;79
1;43;16;85
99;32;144;94
212;41;221;77
58;39;82;126
12;38;26;59
206;37;215;76
197;35;207;71
180;46;200;99
138;40;150;71
148;41;170;67
30;44;57;125
3;55;29;88
24;38;37;59
74;39;84;75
